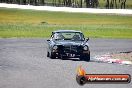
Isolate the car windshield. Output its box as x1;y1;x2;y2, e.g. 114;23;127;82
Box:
53;32;84;41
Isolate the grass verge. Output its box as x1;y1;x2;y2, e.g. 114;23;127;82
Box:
0;8;132;38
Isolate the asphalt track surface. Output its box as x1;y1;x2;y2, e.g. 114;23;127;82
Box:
0;38;132;88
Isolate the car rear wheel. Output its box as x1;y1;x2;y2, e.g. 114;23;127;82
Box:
80;52;90;62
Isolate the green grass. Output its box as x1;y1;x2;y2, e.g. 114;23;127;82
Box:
0;8;132;38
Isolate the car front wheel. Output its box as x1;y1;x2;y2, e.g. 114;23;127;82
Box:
47;52;50;57
80;52;90;62
49;52;56;59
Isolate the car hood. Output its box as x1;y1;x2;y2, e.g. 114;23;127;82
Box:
54;40;84;46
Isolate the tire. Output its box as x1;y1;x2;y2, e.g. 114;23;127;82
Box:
50;52;56;59
80;52;90;62
47;52;49;57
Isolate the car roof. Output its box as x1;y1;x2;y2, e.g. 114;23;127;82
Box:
53;30;82;33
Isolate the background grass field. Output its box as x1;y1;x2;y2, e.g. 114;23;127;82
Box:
0;8;132;38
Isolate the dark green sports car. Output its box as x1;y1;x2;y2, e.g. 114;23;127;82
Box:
47;30;90;61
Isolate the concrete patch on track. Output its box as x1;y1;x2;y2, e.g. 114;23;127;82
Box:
93;51;132;65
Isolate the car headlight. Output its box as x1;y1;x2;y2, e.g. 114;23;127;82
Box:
53;45;58;50
83;45;88;50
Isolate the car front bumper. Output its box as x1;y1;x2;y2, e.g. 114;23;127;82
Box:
51;50;90;58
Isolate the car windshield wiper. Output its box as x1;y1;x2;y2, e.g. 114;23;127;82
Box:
55;39;63;41
64;38;72;40
71;39;83;41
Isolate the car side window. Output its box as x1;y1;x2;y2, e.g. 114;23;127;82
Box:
50;33;54;40
52;33;58;40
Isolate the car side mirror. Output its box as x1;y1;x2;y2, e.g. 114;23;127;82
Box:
47;39;50;42
86;37;89;41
